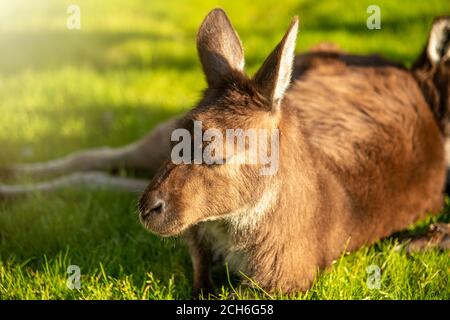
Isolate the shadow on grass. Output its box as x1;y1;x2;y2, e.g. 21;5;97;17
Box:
0;188;242;299
0;190;193;299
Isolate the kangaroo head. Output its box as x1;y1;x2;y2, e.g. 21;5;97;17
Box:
139;9;298;236
413;16;450;131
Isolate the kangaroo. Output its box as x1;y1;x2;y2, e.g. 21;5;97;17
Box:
1;10;449;296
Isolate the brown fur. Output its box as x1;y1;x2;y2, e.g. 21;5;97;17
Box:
138;11;449;296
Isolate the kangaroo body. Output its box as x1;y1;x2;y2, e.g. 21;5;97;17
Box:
189;50;446;293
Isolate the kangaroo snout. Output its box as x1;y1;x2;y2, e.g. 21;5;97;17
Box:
140;196;165;217
138;191;170;233
139;189;191;236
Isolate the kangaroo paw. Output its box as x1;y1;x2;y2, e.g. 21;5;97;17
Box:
406;223;450;253
191;283;215;300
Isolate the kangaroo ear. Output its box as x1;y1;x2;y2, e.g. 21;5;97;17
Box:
253;17;299;109
197;8;245;87
427;16;450;64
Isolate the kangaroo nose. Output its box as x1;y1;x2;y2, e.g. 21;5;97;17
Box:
140;196;166;218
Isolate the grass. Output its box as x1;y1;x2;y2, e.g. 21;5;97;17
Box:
0;0;449;300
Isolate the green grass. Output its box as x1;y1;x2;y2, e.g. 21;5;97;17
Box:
0;0;449;299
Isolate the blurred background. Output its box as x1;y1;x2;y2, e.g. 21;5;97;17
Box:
1;0;449;164
0;0;449;299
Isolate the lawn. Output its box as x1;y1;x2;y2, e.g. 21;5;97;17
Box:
0;0;449;299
